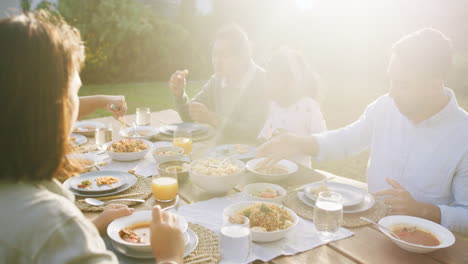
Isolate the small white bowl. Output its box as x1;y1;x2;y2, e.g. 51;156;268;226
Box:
189;158;245;194
378;215;455;253
152;146;185;164
243;183;287;203
223;201;298;242
107;210;188;251
104;139;153;161
246;158;298;182
120;126;158;140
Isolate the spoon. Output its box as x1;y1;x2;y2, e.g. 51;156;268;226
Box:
293;176;336;192
85;198;145;206
209;155;236;168
360;217;402;240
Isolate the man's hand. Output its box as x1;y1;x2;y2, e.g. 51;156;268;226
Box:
93;204;134;236
188;102;218;126
151;205;185;264
374;178;441;223
103;95;127;119
169;70;189;97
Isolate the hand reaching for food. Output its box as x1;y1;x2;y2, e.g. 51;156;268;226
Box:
169;69;189;97
93;204;135;236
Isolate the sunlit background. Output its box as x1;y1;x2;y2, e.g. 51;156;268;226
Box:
2;0;467;180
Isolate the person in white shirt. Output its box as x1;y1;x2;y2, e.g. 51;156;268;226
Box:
256;28;468;235
258;48;327;167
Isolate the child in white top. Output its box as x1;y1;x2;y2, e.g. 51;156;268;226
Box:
259;48;327;167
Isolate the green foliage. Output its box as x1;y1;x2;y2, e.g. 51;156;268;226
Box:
58;0;197;84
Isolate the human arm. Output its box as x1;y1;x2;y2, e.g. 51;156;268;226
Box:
151;205;185;264
92;204;134;236
78;95;127;119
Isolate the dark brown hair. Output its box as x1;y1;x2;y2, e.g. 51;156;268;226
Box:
392;28;453;79
0;10;84;182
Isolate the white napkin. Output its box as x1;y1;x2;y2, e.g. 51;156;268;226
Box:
175;193;353;263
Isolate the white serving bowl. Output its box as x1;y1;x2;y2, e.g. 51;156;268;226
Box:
378;215;455;253
107;210;189;251
246;158;298;182
120;126;159;140
152;146;185;164
189;158;245;195
67;153;98;169
104;139;153;161
223;201;298;242
243;183;287;203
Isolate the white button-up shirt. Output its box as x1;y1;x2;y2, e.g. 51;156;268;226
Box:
315;88;468;235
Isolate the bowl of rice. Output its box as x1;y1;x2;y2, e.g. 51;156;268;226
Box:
223;201;298;242
189;157;245;194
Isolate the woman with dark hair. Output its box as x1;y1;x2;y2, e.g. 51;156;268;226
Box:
258;48;327;168
0;11;184;264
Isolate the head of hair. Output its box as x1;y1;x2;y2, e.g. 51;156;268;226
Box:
0;10;84;182
391;28;453;79
267;47;320;106
214;23;251;63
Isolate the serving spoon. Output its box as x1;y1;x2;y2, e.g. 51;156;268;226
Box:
360;217;402;240
85;198;145;206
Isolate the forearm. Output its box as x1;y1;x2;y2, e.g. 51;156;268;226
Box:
174;93;192;122
78;95;109;119
91;217;106;236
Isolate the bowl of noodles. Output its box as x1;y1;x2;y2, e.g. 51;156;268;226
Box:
104;139;153;161
223;201;299;242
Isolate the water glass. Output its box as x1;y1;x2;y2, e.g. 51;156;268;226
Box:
95;127;112;150
152;170;178;202
136;107;151;126
314;191;343;237
220;216;251;263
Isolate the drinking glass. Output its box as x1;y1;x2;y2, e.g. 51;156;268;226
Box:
220;215;251;263
136;107;151;126
95;126;112;150
152;170;178;202
173;130;193;155
313;191;343;237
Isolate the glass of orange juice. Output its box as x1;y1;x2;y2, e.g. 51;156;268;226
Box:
152;171;178;202
173;130;192;155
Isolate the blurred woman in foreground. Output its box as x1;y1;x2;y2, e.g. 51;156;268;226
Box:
0;11;184;264
258;48;327;168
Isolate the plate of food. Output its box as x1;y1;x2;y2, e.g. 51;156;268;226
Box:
246;158;298;182
120;126;159;140
224;201;298;242
206;144;256;160
378;215;455;253
72;120;106;136
104;139;153;161
70;171;126;192
63;171;137;197
159;122;210;136
243;183;287;203
190;157;245;194
297;189;375;214
70;133;87;146
304;182;366;207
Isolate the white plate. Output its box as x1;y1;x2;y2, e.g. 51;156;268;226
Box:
110;228;198;259
120;126;159;140
206;144;256;160
161;122;209;135
63;171;137;197
304;182;366;207
297;191;375;214
70;133;87;146
246;158;298;182
243;183;287;204
379;215;455;253
69;171;126;193
72;120;106;136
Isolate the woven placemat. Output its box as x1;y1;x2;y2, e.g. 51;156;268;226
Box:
185;223;221;264
75;174;152;212
283;191;387;228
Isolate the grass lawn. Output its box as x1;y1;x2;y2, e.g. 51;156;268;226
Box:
79;81;468;182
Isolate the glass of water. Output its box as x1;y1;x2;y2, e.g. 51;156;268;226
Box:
136;107;151;126
220;215;251;263
95;126;112;150
314;191;343;237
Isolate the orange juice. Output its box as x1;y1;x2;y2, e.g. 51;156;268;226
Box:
152;177;178;201
173;137;193;154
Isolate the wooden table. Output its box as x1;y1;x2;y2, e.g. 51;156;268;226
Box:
83;110;467;264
